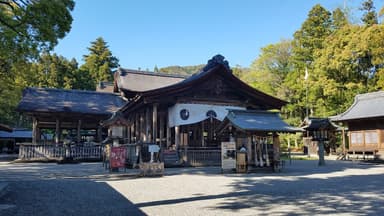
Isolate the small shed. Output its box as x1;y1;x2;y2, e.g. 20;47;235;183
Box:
0;128;32;153
17;87;125;145
301;117;338;155
217;110;302;169
332;91;384;158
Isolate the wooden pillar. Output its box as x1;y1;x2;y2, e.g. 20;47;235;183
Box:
32;117;37;144
342;127;346;155
159;112;164;147
145;107;151;142
273;133;280;162
247;135;252;164
166;122;171;148
97;124;102;142
135;113;139;143
152;104;158;144
140;111;145;142
201;121;205;147
55;118;60;144
175;125;180;150
77;119;82;144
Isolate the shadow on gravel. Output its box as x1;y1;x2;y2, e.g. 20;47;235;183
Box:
2;180;147;216
133;160;384;215
214;162;384;215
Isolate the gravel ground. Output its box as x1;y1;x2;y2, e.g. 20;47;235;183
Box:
1;159;384;215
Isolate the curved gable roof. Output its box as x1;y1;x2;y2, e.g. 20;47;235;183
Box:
333;91;384;122
116;68;187;93
17;87;125;116
121;55;286;112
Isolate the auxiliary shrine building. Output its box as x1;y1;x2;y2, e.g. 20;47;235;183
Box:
17;55;299;167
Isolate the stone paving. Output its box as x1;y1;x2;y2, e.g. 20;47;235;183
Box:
1;158;384;215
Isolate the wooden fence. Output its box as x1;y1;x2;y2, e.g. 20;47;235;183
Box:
179;147;221;166
18;143;103;161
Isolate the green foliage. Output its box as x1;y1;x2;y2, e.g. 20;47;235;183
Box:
245;3;384;131
0;0;75;125
159;65;204;76
82;37;119;84
360;0;378;26
242;39;293;100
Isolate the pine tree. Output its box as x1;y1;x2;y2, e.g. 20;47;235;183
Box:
82;37;119;85
360;0;378;26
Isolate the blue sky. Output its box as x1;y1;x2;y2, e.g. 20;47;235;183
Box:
54;0;384;70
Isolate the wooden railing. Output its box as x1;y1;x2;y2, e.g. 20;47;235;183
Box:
179;147;221;167
18;143;103;161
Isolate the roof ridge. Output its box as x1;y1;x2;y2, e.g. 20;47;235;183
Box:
27;87;119;96
117;68;188;79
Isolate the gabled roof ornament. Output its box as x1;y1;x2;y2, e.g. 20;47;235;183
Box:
202;54;232;73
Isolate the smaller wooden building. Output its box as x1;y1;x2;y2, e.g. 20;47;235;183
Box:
332;91;384;158
16;87;125;144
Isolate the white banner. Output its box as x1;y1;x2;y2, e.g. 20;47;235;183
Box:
168;103;245;127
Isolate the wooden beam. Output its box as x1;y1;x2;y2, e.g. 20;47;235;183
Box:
32;117;37;144
140;111;145;142
175;126;180;150
145;108;151;142
166;118;171;148
55;118;60;144
77;119;82;144
153;104;158;144
159;112;164;147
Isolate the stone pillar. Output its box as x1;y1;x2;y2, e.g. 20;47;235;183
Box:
318;140;326;166
152;104;158;144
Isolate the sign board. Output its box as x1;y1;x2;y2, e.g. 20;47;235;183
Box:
221;142;236;171
110;146;126;169
148;144;160;153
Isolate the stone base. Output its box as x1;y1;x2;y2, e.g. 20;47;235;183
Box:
139;162;164;177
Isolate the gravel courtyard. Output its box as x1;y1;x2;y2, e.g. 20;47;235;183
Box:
1;159;384;215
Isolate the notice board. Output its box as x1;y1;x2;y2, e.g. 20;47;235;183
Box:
110;146;126;169
221;142;236;171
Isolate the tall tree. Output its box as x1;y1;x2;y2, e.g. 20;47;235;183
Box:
289;4;332;120
360;0;378;26
0;0;75;125
292;4;332;64
82;37;119;85
242;39;293;100
0;0;75;72
332;8;349;30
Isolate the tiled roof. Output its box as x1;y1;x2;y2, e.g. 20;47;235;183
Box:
0;128;32;138
116;68;187;92
333;91;384;121
222;110;302;133
0;123;12;132
17;87;125;115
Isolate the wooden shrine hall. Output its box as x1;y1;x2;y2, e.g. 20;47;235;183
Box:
113;55;300;167
17;88;125;145
16;55;300;167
